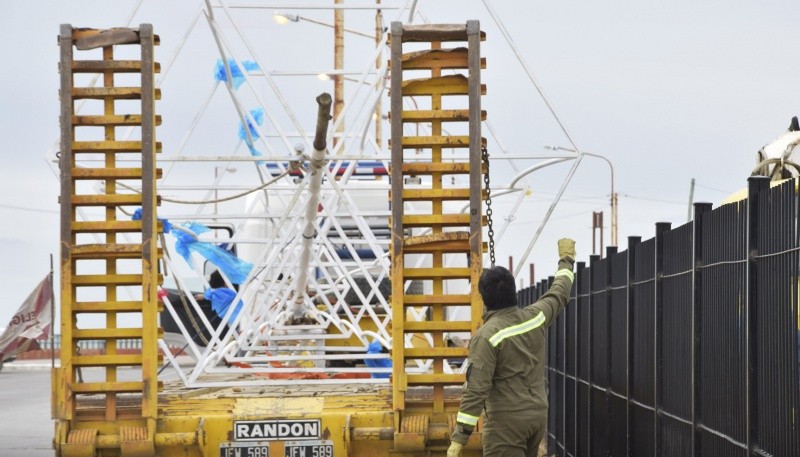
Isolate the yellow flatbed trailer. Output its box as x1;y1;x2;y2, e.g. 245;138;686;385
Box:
64;382;483;456
166;383;478;456
55;20;487;457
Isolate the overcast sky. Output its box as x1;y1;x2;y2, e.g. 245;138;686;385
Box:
1;0;799;329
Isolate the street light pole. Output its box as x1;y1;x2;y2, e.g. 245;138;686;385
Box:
334;1;344;149
273;9;384;151
545;146;617;246
374;1;383;148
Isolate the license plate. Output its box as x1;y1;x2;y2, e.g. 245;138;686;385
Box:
283;440;334;457
219;441;270;457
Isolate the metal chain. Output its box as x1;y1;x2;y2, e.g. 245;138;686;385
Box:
482;146;496;267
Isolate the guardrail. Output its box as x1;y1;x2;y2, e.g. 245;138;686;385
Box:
528;176;799;456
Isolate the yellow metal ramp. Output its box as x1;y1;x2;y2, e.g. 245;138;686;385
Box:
56;24;162;457
389;20;486;450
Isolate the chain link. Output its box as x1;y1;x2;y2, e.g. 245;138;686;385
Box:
482;146;496;267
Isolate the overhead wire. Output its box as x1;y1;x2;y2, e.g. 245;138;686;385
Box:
694;183;732;194
620;193;685;205
480;0;588;278
115;171;289;205
0;203;58;214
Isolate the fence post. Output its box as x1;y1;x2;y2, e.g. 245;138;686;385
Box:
691;202;712;456
588;254;600;454
626;236;641;457
576;260;586;456
746;176;770;452
560;272;568;454
573;261;582;455
606;246;617;456
654;221;671;457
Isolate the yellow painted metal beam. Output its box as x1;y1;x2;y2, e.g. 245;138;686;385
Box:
71;87;162;100
404;347;469;358
73;115;163;126
402;294;472;305
400;47;487;70
72;300;143;312
399;188;486;201
403;240;488;254
393;135;487;149
72;60;161;73
399;23;485;42
72;354;144;367
400;162;486;175
70;243;143;257
406;374;465;385
72;167;163;179
71;221;166;235
73;328;147;339
400;75;486;96
71;382;146;394
70;194;144;206
71;274;145;286
72;140;163;153
403;321;473;332
402;214;487;228
403;267;471;279
395;108;486;123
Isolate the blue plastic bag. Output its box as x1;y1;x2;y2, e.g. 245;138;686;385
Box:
214;59;260;90
238;107;264;142
238;107;266;163
204;288;243;323
173;222;254;285
131;208;173;233
364;340;391;378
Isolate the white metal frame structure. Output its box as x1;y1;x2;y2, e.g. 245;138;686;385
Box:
47;0;594;388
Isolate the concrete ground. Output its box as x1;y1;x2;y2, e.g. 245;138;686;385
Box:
0;359;188;457
0;364;56;456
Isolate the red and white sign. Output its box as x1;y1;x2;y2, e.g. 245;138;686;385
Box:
0;275;53;361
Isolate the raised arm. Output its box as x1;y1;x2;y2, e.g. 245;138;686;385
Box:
526;238;576;327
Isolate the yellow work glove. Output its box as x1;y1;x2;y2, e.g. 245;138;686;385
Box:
558;238;576;261
447;441;463;457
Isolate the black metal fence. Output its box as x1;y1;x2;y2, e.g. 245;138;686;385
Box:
522;177;800;456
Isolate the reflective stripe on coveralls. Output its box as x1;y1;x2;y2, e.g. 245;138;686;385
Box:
554;268;573;282
457;412;480;427
488;312;546;347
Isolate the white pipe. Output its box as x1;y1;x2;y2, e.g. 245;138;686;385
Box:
292;146;328;317
493;183;530;246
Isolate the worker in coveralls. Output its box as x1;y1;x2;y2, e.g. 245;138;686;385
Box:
447;239;576;457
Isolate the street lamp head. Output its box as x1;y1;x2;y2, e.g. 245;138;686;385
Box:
272;11;299;25
317;73;331;81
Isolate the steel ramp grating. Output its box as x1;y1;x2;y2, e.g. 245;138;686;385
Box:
56;24;161;457
389;21;486;422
